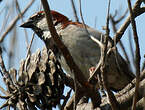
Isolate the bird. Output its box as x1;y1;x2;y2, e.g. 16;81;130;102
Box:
20;10;135;91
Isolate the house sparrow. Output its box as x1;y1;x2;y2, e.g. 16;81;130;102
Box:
20;10;135;91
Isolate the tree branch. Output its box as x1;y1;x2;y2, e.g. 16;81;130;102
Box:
113;0;144;44
0;0;35;42
127;0;141;109
100;0;119;109
41;0;101;108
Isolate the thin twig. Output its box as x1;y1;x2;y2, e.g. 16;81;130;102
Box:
0;8;11;36
113;0;144;45
0;86;8;95
78;0;103;85
100;0;119;109
0;0;35;42
141;60;145;71
90;35;104;49
79;0;88;34
0;95;10;99
110;11;130;64
0;6;5;15
127;0;141;110
128;29;135;67
8;26;17;69
64;94;75;110
26;33;35;58
119;41;130;63
102;0;110;97
15;0;29;48
0;100;9;109
7;105;10;110
115;9;128;24
61;89;72;110
70;0;79;22
110;9;128;31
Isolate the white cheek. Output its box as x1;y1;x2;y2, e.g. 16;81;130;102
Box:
42;31;51;40
36;18;48;31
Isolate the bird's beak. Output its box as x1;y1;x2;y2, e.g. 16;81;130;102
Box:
20;19;34;28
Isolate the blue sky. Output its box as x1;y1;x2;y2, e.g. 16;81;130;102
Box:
0;0;145;109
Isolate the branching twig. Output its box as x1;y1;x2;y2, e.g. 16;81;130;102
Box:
127;0;141;110
113;0;144;45
110;10;130;65
76;71;145;110
0;0;35;42
110;9;128;32
115;9;128;24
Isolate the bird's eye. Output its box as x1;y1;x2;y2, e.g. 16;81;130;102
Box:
37;14;41;18
37;12;45;19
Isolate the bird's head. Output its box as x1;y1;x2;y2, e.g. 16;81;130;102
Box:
20;10;72;55
20;10;70;37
